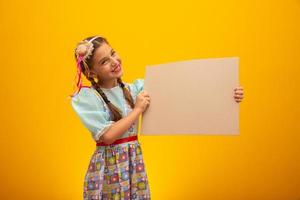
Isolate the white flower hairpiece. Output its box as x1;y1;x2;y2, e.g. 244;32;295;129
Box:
75;36;99;60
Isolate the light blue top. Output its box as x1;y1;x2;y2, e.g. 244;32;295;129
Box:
71;79;144;141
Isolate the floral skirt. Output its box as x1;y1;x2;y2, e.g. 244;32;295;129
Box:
83;140;151;200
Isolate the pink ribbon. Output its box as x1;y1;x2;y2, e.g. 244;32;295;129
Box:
69;55;84;97
69;36;100;98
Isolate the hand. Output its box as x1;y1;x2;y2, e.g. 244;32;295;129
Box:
134;91;151;113
234;86;244;103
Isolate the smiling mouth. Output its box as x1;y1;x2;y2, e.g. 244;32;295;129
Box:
112;64;121;72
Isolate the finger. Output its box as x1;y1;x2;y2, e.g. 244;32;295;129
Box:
234;93;243;96
144;95;149;99
235;89;244;93
234;92;243;96
234;95;243;99
235;90;244;92
234;87;243;91
145;99;150;104
144;96;151;101
143;94;150;98
235;88;243;91
235;94;243;97
235;91;244;95
235;97;243;101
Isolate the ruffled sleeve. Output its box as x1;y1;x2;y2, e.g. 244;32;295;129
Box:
71;87;115;141
128;79;144;97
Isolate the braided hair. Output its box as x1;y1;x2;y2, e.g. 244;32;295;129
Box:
75;36;135;121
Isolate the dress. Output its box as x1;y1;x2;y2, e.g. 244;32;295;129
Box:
71;79;151;200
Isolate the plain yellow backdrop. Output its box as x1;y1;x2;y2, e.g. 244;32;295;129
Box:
0;0;299;199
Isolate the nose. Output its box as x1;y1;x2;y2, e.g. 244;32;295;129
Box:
111;57;119;66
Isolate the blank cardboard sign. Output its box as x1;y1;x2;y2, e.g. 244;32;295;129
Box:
141;57;239;135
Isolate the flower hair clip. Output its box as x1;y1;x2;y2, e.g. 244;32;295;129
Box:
70;36;100;98
75;40;94;60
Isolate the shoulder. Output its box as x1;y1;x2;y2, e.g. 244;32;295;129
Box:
127;79;144;95
132;79;144;86
71;86;95;100
71;86;105;107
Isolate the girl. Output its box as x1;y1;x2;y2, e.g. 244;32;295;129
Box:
71;36;151;200
70;35;244;200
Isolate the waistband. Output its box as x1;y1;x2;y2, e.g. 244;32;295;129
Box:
96;135;138;146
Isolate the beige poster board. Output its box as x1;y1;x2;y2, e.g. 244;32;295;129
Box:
140;57;239;135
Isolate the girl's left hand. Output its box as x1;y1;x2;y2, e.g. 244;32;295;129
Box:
234;86;244;103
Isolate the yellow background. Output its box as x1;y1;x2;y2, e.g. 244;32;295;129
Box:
1;0;299;199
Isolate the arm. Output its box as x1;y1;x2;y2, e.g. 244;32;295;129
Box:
99;91;150;145
99;107;142;144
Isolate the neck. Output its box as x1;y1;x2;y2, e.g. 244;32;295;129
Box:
98;78;118;89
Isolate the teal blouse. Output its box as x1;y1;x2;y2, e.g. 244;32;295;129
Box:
71;79;144;141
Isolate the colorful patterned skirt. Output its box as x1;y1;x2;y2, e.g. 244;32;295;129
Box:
83;138;151;200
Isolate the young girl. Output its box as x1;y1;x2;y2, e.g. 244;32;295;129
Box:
70;35;244;200
70;36;151;200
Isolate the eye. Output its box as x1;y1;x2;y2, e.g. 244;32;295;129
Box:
101;59;108;65
112;50;116;56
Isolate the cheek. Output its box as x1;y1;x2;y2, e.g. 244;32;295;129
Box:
99;64;113;74
92;66;104;77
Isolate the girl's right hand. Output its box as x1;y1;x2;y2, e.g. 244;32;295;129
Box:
134;91;151;114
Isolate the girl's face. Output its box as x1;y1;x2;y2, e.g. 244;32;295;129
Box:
90;42;123;84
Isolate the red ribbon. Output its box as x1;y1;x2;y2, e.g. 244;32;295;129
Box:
70;55;84;97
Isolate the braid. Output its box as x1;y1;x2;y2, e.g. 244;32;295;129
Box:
118;78;135;109
75;36;127;122
87;76;123;121
88;77;110;103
